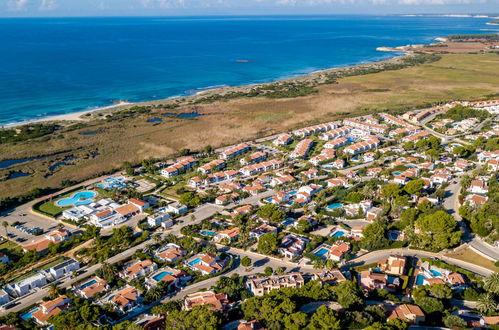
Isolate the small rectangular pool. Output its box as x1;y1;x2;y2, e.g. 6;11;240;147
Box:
331;231;345;238
430;269;442;277
187;257;202;266
416;275;426;286
79;279;97;290
200;230;217;237
153;271;174;282
315;248;329;258
21;308;39;321
327;203;343;210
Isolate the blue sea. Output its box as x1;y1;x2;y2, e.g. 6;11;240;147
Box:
0;15;493;125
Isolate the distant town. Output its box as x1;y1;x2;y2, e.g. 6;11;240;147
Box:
0;99;497;329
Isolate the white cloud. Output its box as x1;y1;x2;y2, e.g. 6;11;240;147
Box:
6;0;30;11
39;0;57;10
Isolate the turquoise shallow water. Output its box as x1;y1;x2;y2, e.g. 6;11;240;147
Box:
0;15;492;125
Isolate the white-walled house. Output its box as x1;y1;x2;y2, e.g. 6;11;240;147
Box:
10;273;47;297
47;258;80;280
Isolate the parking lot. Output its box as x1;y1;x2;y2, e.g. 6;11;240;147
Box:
1;202;74;243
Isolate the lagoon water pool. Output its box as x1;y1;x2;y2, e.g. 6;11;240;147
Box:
55;191;97;207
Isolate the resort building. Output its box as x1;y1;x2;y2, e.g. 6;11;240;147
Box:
289;139;314;159
312;269;347;285
101;286;141;314
343;137;380;155
119;259;158;281
240;151;267;165
160;156;197;178
246;273;305;296
311;242;351;262
147;210;172;227
214;227;240;242
46;258;80;280
75;277;109;299
22;228;70;253
343;118;387;134
0;289;9;306
273;133;293;146
220;143;251;159
8;273;47;297
184;254;226;275
278;234;310;259
198;159;226;174
249;224;278;240
358;271;400;292
154;244;186;263
377;255;406;276
240;159;283;176
145;268;191;290
320;127;352;140
387;304;425;325
31;295;70;325
380;113;412;127
293;122;340;138
184;291;230;312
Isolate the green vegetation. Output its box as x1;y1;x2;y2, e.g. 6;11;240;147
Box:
447;34;499;42
413;211;461;251
437;104;490;121
256;204;285;223
0;124;59;144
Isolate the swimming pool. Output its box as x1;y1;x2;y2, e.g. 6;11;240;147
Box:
315;248;329;258
200;230;217;237
79;279;97;290
388;232;399;241
331;231;345;238
21;308;39;321
153;271;173;282
327;203;343;210
55;191;97;207
416;275;426;286
281;219;295;227
393;172;401;176
187;257;202;266
430;269;442;277
98;177;127;190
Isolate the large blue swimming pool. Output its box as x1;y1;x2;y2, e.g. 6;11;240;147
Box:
55;191;97;207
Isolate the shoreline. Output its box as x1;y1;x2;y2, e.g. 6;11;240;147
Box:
2;52;411;128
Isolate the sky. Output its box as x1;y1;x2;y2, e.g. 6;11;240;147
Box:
0;0;498;17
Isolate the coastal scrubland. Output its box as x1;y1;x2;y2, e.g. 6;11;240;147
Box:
1;53;499;201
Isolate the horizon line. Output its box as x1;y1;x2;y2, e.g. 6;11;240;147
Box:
0;13;495;19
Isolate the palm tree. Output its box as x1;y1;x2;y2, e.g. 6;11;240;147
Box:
1;221;8;237
152;233;162;244
477;293;497;315
49;283;59;297
143;244;154;255
483;272;499;294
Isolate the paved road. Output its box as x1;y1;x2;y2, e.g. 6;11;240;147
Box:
441;171;499;262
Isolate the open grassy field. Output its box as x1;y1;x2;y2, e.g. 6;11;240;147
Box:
446;248;499;272
1;53;499;200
